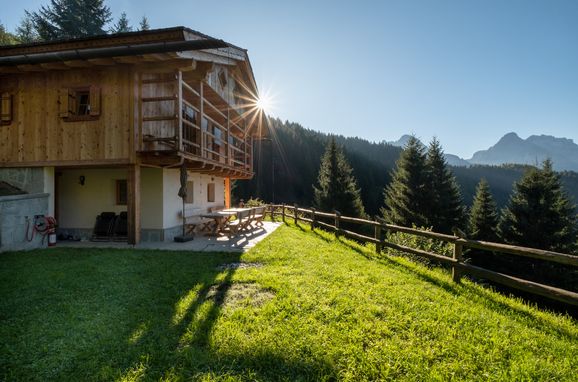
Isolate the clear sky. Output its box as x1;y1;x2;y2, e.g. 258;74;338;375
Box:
3;0;578;157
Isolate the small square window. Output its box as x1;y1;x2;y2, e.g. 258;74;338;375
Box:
185;181;194;204
116;179;127;205
207;183;215;203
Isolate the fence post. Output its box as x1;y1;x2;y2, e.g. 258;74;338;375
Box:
282;203;285;222
452;241;463;283
375;224;382;254
294;204;298;225
311;207;316;230
334;210;341;237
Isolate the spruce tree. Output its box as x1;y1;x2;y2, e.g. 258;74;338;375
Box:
16;13;40;43
111;12;133;33
500;160;578;253
468;178;499;241
139;16;150;31
314;138;366;217
29;0;112;40
0;21;18;45
382;136;431;227
426;138;465;233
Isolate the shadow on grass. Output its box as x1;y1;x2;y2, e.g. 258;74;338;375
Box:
0;248;337;381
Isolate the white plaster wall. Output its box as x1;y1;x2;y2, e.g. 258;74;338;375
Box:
57;168;163;229
162;169;225;228
43;167;55;217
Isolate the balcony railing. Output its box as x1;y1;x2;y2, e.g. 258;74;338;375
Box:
138;70;253;176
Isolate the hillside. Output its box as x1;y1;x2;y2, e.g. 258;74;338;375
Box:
235;119;578;214
1;224;577;380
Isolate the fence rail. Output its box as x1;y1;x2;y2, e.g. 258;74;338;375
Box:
266;203;578;306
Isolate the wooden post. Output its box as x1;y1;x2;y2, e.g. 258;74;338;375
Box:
334;210;341;237
127;163;141;245
375;225;382;254
270;204;274;220
294;204;298;224
452;242;463;283
282;203;286;222
311;207;316;230
176;70;183;151
224;177;231;209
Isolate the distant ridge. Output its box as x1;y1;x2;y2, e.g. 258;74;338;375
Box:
388;132;578;171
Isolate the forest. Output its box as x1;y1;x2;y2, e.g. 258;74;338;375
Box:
234;118;578;216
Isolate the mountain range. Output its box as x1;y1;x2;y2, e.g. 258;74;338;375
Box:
388;133;578;171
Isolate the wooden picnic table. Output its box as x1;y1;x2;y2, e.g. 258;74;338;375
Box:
199;210;238;235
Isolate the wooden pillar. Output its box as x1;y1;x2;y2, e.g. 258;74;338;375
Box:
127;164;141;245
224;177;231;208
452;241;463;283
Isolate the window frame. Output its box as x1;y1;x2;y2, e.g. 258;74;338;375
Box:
207;183;216;203
116;179;128;205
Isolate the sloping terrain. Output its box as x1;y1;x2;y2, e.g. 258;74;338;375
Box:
1;224;577;381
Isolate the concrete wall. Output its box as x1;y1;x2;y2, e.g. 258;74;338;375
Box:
0;193;49;252
0;167;54;216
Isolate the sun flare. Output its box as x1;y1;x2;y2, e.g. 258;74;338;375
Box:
256;94;272;113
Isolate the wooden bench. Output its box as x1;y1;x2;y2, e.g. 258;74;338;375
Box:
180;207;215;235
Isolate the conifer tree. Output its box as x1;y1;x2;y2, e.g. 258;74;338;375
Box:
15;13;39;43
0;21;18;45
111;12;133;33
382;136;431;227
314;138;366;217
139;16;150;31
29;0;112;40
426;138;465;233
468;178;499;241
500;160;577;253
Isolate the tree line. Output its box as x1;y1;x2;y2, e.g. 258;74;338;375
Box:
0;0;149;45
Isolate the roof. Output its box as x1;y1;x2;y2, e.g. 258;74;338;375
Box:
0;26;259;99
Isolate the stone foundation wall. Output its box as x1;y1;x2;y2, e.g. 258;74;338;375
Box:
0;168;45;194
0;193;49;252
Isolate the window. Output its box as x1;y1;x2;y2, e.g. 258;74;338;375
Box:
116;179;127;205
207;183;215;202
185;181;194;204
218;69;228;88
0;92;13;125
59;86;101;121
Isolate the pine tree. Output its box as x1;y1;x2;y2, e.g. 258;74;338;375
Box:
382;136;431;227
111;12;133;33
426;138;465;233
15;13;40;43
314;138;366;217
500;159;578;253
0;20;19;45
29;0;112;40
468;178;499;241
139;16;150;31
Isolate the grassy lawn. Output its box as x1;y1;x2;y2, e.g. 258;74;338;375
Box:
1;223;577;381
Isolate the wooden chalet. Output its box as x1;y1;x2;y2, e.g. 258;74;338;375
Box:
0;27;267;244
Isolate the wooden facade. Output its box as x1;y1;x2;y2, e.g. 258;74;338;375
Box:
0;27;266;243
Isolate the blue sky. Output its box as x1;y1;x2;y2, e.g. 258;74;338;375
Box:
3;0;578;157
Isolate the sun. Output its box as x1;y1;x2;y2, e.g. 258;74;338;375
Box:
255;94;272;113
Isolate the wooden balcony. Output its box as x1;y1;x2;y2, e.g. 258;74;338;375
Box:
137;70;254;179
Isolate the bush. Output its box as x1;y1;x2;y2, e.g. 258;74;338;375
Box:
385;226;453;266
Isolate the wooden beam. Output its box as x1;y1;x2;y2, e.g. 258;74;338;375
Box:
127;163;141;245
0;158;131;168
39;62;70;70
224;178;231;208
87;58;117;66
63;60;93;68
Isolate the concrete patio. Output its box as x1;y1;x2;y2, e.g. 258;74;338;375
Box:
56;221;282;252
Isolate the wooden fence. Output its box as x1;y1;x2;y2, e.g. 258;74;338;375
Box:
266;204;578;307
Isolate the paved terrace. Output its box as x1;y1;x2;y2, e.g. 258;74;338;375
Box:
57;221;282;252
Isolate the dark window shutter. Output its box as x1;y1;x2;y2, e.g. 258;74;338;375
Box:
0;93;12;125
58;88;71;118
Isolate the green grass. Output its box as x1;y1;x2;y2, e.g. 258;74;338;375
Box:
1;223;577;381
